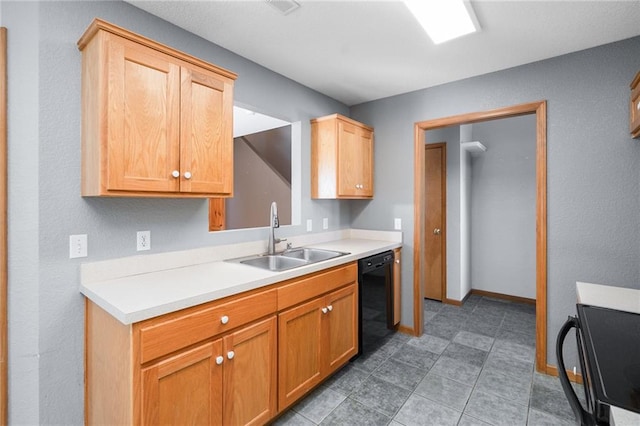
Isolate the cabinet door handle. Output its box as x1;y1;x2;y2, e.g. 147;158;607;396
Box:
327;305;333;312
321;307;328;314
220;315;229;325
227;351;235;360
171;170;180;178
183;172;192;179
215;356;224;365
396;259;400;264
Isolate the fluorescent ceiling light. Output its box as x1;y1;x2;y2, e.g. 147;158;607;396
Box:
404;0;480;44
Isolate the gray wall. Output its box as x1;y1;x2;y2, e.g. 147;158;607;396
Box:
2;1;350;423
470;116;537;299
351;35;640;372
227;138;291;229
3;1;640;423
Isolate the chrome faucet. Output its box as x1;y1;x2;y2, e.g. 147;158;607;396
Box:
268;201;286;254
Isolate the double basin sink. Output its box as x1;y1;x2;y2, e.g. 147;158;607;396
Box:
229;247;349;272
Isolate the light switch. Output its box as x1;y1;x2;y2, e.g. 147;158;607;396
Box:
322;218;328;230
306;219;313;232
394;218;402;230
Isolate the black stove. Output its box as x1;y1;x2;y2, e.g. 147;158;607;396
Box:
578;305;640;413
556;304;640;425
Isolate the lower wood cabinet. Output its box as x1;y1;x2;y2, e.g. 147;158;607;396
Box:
141;317;276;426
85;262;358;425
141;340;223;425
278;283;357;410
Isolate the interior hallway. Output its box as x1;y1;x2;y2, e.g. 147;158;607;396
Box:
274;295;578;425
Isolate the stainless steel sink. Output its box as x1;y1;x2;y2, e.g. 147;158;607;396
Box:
280;247;348;263
229;247;349;272
238;255;309;272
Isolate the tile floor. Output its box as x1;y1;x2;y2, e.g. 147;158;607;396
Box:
274;294;580;426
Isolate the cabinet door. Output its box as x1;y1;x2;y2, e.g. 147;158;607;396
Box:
223;316;277;426
357;128;374;197
141;340;223;425
337;122;373;198
106;36;181;193
337;121;360;197
180;65;233;195
324;284;358;374
393;248;401;326
278;297;324;410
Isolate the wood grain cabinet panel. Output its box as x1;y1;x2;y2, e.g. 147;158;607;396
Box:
222;317;277;426
78;19;236;197
139;288;277;364
141;340;223;426
324;284;358;372
631;71;640;138
278;282;358;411
140;317;276;426
85;288;277;426
311;114;374;199
278;297;324;409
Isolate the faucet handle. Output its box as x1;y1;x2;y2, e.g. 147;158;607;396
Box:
276;238;287;244
286;242;293;249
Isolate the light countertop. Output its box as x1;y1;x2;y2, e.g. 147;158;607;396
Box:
80;229;402;325
576;281;640;314
576;281;640;425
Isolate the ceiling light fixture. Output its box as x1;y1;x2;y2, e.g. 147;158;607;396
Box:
265;0;300;16
403;0;480;44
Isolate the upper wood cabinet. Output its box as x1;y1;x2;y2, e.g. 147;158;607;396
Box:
311;114;374;199
77;19;237;197
630;71;640;138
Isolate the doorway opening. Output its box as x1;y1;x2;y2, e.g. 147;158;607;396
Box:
412;101;548;372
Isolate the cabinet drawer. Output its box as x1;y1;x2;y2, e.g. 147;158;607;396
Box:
278;263;357;310
139;289;277;363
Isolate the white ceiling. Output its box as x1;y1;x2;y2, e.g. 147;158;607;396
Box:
127;0;640;106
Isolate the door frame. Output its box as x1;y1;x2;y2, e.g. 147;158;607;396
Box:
424;143;447;302
1;26;8;423
412;100;547;372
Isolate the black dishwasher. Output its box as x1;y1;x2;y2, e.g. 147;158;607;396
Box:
357;250;395;357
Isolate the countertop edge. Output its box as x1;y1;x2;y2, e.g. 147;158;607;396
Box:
576;281;640;314
81;235;402;325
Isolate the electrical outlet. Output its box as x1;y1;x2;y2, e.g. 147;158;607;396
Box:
306;219;313;232
394;218;402;230
69;234;88;258
137;231;151;251
322;218;328;230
